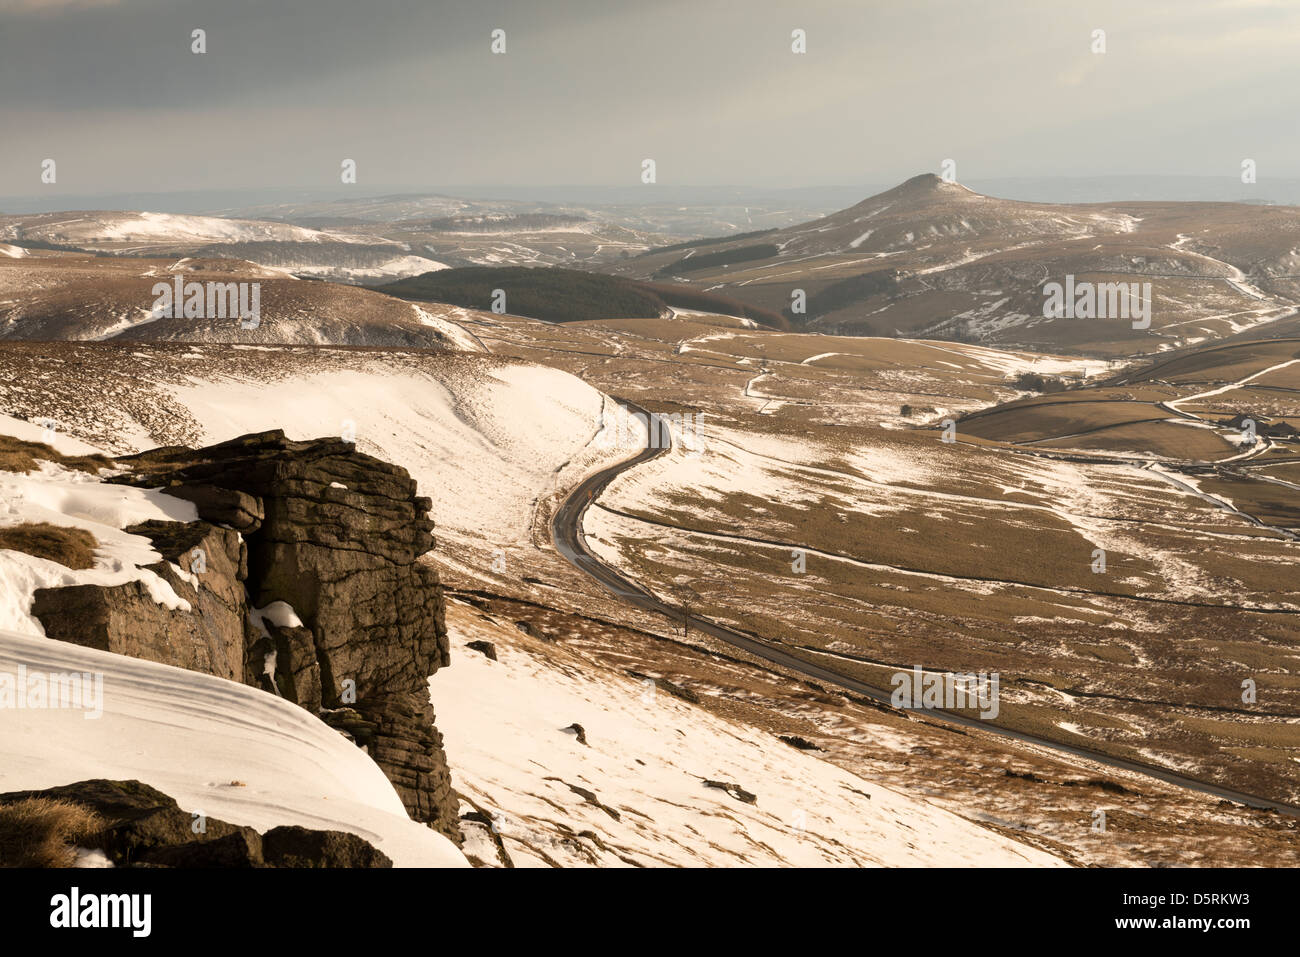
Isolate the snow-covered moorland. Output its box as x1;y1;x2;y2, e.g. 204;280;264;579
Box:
432;604;1063;867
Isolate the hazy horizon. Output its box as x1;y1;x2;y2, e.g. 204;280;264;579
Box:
0;173;1288;218
3;0;1299;201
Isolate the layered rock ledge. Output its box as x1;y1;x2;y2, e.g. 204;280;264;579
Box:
31;430;458;842
0;779;393;868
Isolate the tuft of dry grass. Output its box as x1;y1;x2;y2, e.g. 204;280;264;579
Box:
0;434;111;475
0;522;99;569
0;798;105;868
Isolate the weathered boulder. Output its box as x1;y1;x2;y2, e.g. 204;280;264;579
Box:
703;780;758;804
158;483;264;533
31;520;246;681
142;830;264;868
0;779;260;867
262;825;392;868
0;779;390;868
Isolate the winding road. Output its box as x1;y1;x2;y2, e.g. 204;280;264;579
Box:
551;400;1300;818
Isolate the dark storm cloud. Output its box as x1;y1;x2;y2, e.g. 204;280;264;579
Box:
0;0;642;110
2;0;1299;196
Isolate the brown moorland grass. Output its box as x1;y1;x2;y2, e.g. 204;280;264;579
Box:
0;522;98;569
961;401;1167;443
596;512;1300;794
1197;474;1300;528
0;434;111;475
0;798;104;868
1128;341;1300;387
1257;462;1300;484
1032;420;1236;459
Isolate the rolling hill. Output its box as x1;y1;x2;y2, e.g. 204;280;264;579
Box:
377;266;789;329
608;174;1300;357
0;251;483;349
0;211;446;284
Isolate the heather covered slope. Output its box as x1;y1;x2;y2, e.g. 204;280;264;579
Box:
0;252;483;349
377;265;788;329
0;210;446;283
609;174;1300;355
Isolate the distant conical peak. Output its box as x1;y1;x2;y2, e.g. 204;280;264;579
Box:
842;173;976;214
901;173;945;190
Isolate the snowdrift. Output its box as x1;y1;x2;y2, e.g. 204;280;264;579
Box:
0;627;466;868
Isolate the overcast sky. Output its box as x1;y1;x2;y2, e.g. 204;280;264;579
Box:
3;0;1298;199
